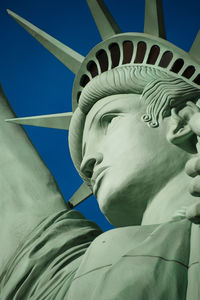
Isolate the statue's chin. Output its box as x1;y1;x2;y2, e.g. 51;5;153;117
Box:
94;167;153;227
96;186;144;227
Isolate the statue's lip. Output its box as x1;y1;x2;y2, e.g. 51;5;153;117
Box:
91;166;109;188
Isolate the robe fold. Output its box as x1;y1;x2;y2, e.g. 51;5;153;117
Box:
1;209;198;300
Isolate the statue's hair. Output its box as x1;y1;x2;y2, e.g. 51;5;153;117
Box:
79;65;200;125
141;77;200;127
69;65;200;182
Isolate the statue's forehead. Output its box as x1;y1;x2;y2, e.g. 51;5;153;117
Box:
82;93;142;151
85;93;141;126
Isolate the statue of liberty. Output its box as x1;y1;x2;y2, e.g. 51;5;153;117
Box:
1;0;200;298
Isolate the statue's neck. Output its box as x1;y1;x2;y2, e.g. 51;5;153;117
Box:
141;169;199;225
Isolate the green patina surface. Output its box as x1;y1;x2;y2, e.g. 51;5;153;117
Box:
1;0;200;299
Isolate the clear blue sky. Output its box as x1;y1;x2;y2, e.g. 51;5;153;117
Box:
0;0;200;231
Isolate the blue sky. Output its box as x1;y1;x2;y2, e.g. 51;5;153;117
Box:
0;0;200;231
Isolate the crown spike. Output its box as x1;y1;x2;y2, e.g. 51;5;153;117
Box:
5;112;73;130
189;30;200;64
144;0;166;39
86;0;121;40
68;182;92;208
7;9;84;74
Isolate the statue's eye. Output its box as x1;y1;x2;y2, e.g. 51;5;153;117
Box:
100;113;122;133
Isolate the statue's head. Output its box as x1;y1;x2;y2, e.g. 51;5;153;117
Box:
69;65;200;226
6;0;200;225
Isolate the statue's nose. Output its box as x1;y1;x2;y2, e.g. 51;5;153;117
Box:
80;153;103;179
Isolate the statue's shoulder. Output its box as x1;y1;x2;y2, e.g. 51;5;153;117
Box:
76;224;157;275
68;220;192;300
76;219;192;275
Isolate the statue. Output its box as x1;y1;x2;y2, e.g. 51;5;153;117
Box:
1;0;200;299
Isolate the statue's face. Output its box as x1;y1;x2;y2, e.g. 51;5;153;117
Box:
81;94;183;226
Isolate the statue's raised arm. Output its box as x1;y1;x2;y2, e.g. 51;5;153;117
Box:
0;84;66;264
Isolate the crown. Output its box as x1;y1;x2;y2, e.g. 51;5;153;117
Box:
6;0;200;207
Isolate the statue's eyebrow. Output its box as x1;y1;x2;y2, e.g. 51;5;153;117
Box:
88;97;120;130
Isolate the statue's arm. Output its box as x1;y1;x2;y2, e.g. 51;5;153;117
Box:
0;85;68;266
0;85;67;209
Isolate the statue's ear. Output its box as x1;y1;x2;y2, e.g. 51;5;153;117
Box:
167;101;199;153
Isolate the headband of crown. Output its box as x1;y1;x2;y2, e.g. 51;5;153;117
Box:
6;0;200;207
